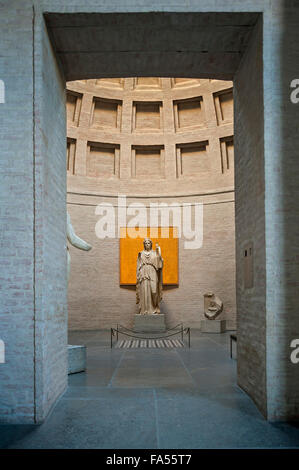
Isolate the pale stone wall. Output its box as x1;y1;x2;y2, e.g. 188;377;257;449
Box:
1;0;299;424
234;18;266;417
0;0;68;425
0;0;35;424
33;14;68;423
66;78;236;330
264;2;299;421
67;195;236;330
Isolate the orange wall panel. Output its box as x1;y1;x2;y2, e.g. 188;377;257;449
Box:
119;227;179;285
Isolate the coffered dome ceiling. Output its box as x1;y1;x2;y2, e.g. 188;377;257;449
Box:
67;77;234;196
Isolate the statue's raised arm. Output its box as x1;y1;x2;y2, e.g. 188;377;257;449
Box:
155;243;163;269
67;212;92;282
67;212;92;251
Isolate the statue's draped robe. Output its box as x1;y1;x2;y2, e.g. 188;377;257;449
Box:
136;250;163;314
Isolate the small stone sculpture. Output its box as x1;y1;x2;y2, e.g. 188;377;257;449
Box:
204;292;223;320
67;212;92;282
136;238;163;315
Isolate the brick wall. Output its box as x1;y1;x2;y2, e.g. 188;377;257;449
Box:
33;11;68;423
66;77;236;331
234;18;267;417
1;1;299;424
67;194;236;330
0;3;68;424
0;0;35;424
264;2;299;421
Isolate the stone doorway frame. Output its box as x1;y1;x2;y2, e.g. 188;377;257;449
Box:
1;2;299;424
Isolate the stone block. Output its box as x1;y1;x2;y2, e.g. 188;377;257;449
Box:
68;345;86;374
134;314;166;333
201;319;226;333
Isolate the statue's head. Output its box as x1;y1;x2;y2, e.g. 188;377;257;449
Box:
143;238;152;251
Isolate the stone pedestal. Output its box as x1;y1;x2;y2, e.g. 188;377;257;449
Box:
68;344;86;374
134;314;166;333
201;319;226;333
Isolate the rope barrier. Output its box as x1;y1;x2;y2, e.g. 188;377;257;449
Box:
116;322;183;334
111;327;190;341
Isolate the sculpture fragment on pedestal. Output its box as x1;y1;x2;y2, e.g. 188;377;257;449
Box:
203;292;223;320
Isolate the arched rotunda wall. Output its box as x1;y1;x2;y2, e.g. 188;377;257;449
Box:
66;77;235;330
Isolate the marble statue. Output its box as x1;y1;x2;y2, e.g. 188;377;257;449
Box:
67;212;92;282
136;238;163;315
204;292;223;320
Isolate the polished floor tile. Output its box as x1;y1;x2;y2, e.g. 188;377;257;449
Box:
0;330;299;449
4;397;157;449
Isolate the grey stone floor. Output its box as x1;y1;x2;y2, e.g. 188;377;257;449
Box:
1;329;299;449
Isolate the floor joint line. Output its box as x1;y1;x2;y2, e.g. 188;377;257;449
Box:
107;350;126;388
153;389;160;449
175;349;198;387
